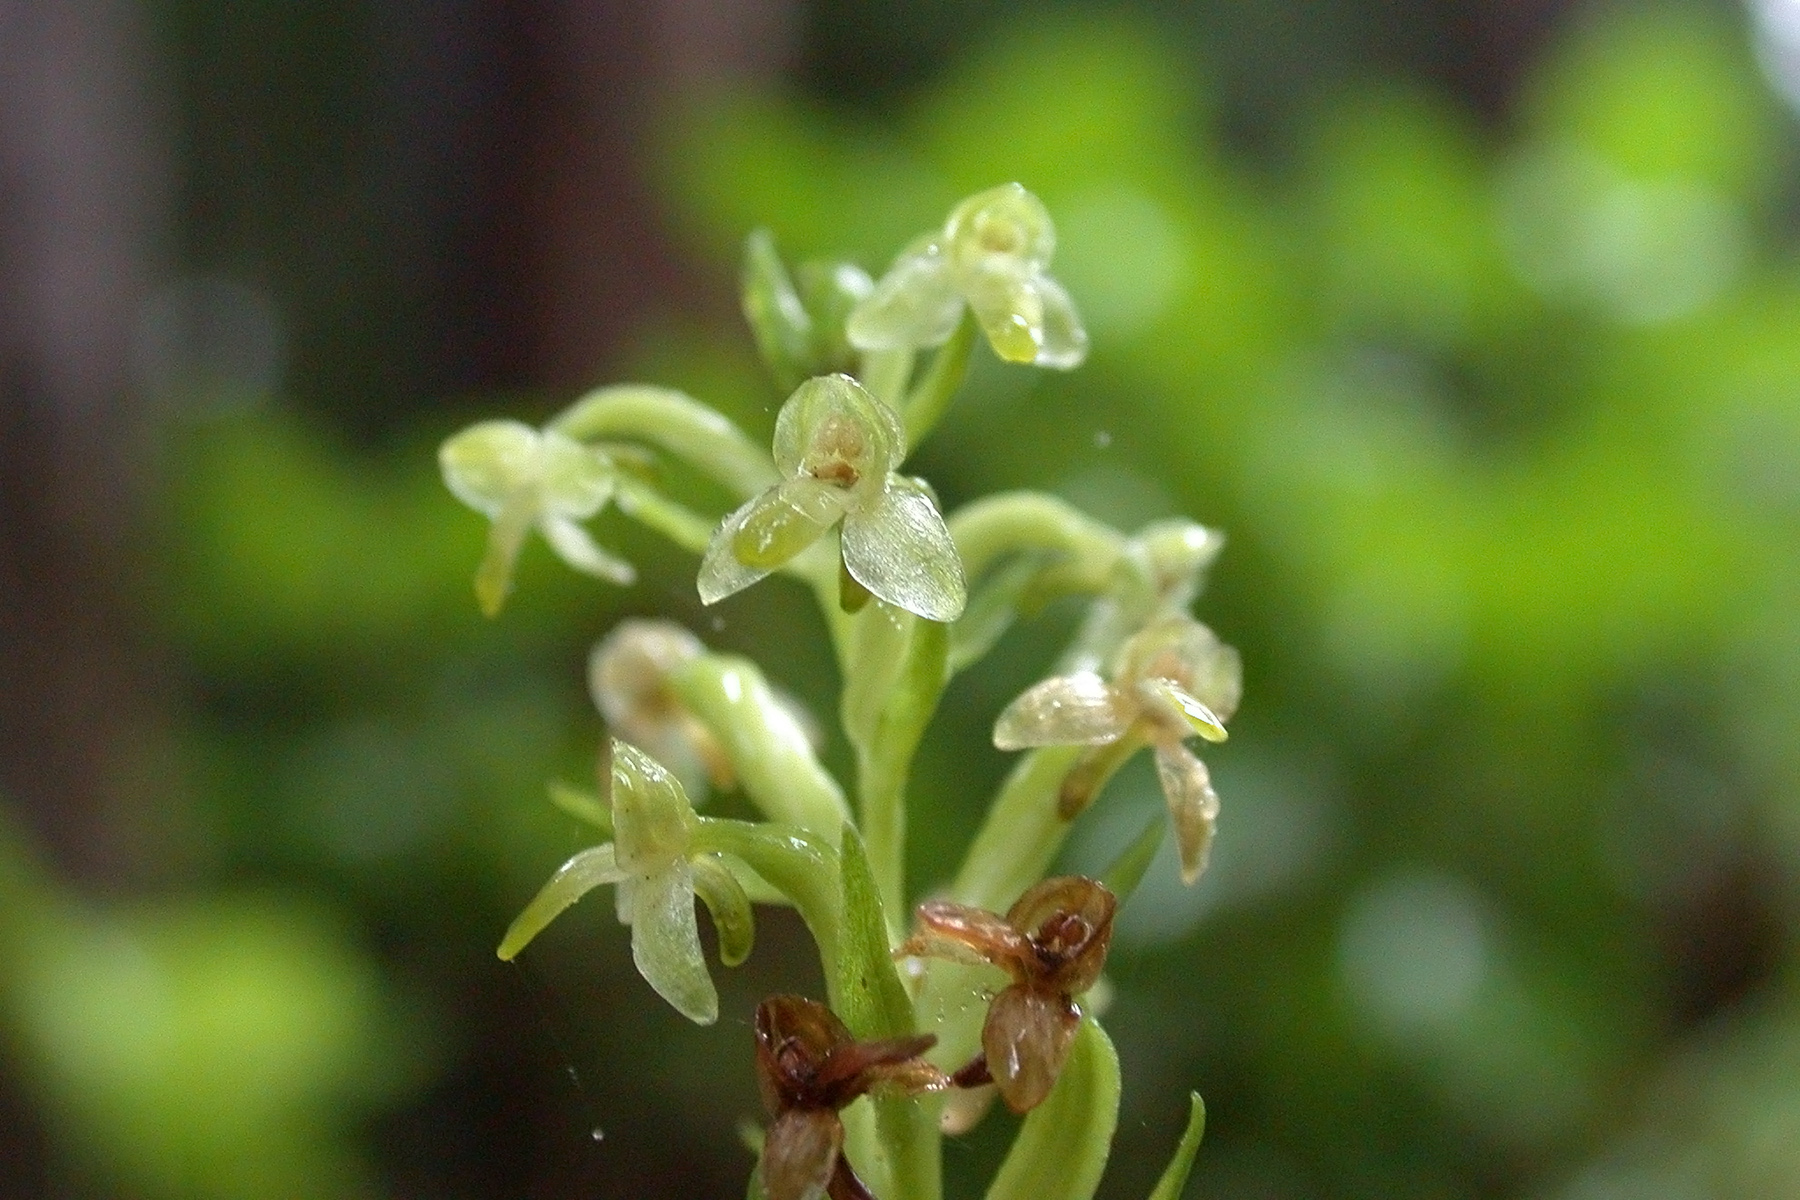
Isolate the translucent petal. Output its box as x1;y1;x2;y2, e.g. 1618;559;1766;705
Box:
993;673;1134;750
845;238;965;352
439;419;539;516
534;428;617;518
773;373;904;485
496;844;627;960
899;900;1031;976
472;489;536;617
1170;622;1242;723
983;984;1081;1113
840;480;966;622
588;619;705;725
689;852;755;968
945;183;1055;276
1139;678;1228;744
609;740;696;873
1154;742;1220;885
761;1109;842;1200
1030;274;1088;370
540;516;636;585
965;270;1045;365
1121;617;1242;723
627;859;717;1024
698;494;780;605
732;477;847;570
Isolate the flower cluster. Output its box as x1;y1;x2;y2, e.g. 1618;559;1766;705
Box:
443;183;1231;1200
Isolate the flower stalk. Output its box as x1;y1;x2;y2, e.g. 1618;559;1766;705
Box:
444;182;1238;1200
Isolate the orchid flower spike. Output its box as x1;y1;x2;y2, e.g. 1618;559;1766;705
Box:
697;373;966;622
753;994;950;1200
847;182;1087;369
589;620;732;800
496;741;752;1025
896;876;1115;1112
995;616;1242;883
440;419;633;616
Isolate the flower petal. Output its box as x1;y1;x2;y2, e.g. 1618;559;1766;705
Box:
899;900;1032;976
1030;274;1088;370
1153;742;1221;885
983;984;1081;1113
945;184;1056;276
628;858;718;1024
840;479;966;622
609;739;697;873
773;373;905;485
439;419;540;516
698;494;778;604
846;237;964;352
733;477;848;570
1138;677;1228;744
688;852;755;968
540;516;636;585
534;428;617;518
496;844;628;960
1004;877;1115;996
761;1109;843;1200
964;270;1045;364
993;673;1135;750
472;489;537;617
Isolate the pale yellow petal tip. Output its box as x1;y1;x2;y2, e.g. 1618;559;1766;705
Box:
474;560;514;617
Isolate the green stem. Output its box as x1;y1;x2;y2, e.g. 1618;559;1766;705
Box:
950;745;1086;911
612;477;717;556
550;385;777;499
900;312;976;453
948;492;1124;591
860;347;915;409
691;819;840;980
842;608;949;928
877;1095;942;1200
672;655;852;839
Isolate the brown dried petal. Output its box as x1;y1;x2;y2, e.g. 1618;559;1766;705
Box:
1005;876;1116;996
761;1109;844;1200
900;900;1034;978
982;984;1081;1113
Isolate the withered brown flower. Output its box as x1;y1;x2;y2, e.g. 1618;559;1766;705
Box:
897;875;1116;1113
753;995;949;1200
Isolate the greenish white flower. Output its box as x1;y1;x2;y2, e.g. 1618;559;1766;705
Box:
847;183;1088;369
496;741;751;1025
589;620;731;801
994;616;1241;883
440;419;632;616
697;374;966;622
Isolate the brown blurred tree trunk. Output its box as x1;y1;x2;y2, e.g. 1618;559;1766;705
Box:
0;1;168;882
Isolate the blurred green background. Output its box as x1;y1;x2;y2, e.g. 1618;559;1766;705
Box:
4;0;1800;1196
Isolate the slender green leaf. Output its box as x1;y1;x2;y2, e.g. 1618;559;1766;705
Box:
984;1019;1120;1200
1145;1093;1206;1200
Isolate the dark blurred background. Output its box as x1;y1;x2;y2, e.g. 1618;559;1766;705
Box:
5;0;1800;1196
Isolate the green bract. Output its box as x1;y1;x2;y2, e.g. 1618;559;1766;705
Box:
439;419;632;616
847;183;1089;369
496;741;751;1025
697;374;967;622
